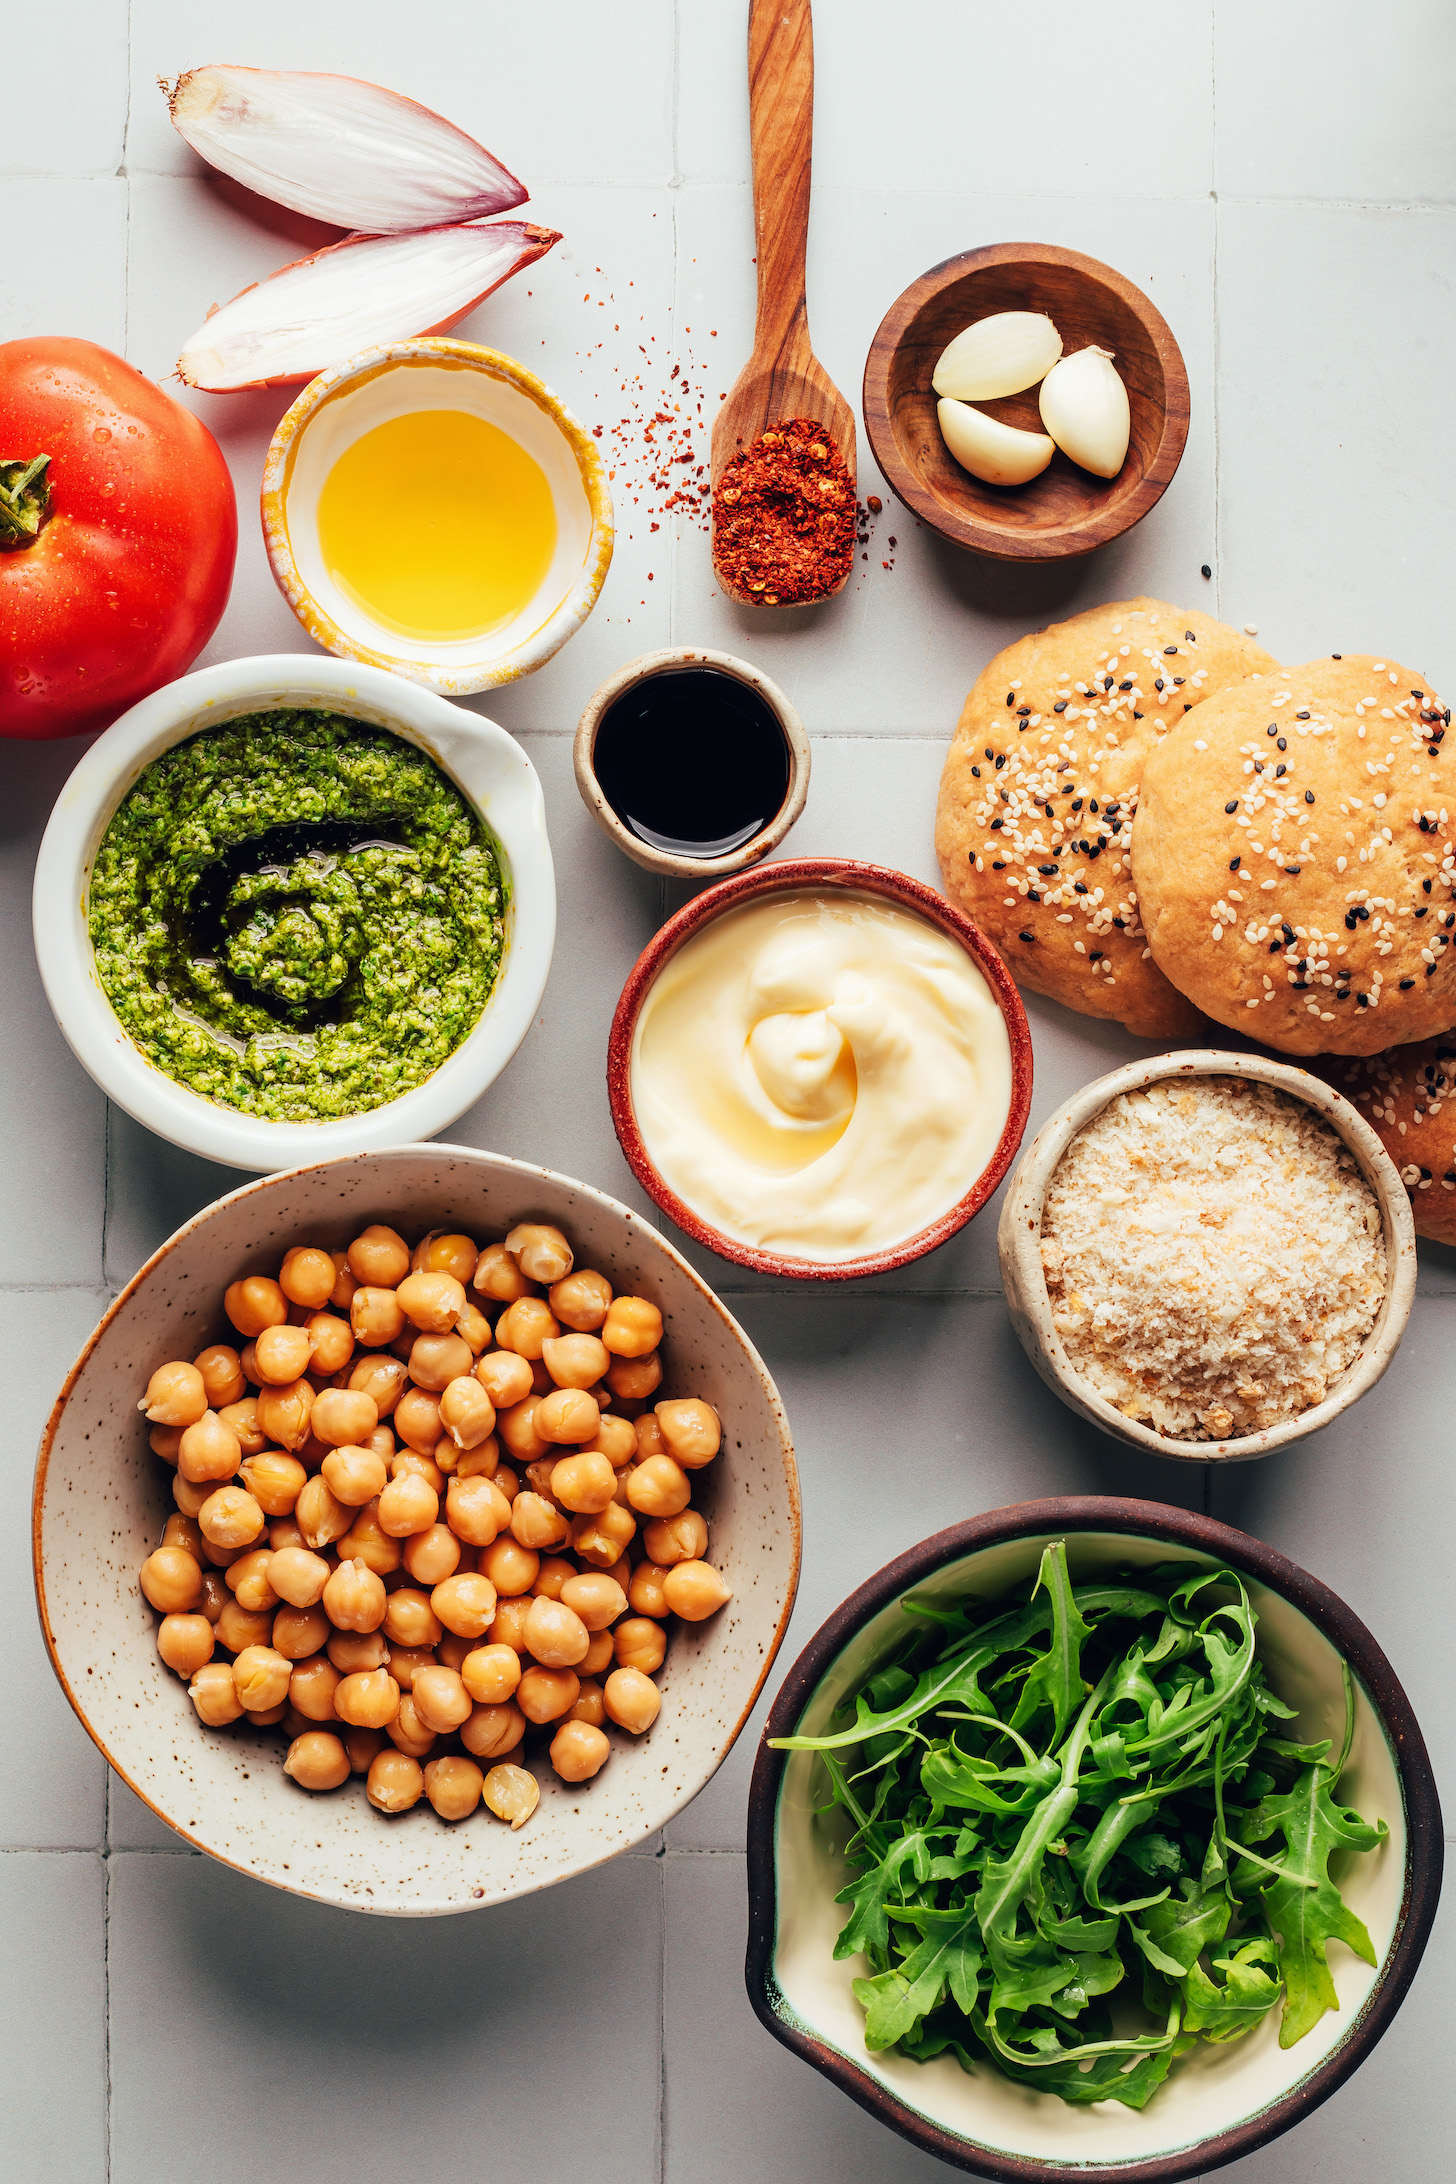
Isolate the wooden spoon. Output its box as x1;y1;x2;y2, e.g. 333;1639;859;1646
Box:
710;0;855;606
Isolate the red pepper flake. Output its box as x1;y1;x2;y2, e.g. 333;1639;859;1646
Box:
712;417;855;605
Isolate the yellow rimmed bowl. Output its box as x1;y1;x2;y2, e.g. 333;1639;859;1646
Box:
261;338;614;694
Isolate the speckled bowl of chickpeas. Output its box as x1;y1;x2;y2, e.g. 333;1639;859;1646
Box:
34;1145;800;1914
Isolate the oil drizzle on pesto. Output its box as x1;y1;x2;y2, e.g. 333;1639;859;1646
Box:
89;710;506;1122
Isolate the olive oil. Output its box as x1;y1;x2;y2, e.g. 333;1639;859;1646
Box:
317;408;556;641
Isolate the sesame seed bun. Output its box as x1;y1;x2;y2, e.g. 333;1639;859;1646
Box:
1309;1040;1456;1244
1132;656;1455;1054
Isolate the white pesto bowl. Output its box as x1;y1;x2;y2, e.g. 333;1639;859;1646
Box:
34;1145;801;1916
997;1050;1417;1463
261;339;614;693
31;653;555;1173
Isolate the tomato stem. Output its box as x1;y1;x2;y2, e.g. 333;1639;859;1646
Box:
0;453;53;547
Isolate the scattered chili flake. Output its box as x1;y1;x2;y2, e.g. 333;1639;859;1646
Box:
712;416;855;605
866;495;882;514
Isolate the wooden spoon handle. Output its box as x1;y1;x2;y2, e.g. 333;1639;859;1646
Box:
748;0;814;367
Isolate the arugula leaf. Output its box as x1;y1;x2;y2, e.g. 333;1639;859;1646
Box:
1242;1762;1389;2044
1010;1542;1093;1745
1181;1937;1283;2042
851;1910;983;2049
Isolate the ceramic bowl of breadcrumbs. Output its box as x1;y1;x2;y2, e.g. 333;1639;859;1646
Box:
998;1050;1416;1462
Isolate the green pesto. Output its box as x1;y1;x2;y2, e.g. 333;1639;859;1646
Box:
88;710;506;1122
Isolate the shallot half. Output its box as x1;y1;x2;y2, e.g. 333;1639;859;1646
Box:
178;222;560;391
165;65;527;232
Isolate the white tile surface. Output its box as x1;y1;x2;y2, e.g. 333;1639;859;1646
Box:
3;2;1454;2175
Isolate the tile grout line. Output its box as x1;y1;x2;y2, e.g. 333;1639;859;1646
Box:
1209;0;1221;619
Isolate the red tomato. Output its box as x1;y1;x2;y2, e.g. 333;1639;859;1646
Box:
0;338;237;739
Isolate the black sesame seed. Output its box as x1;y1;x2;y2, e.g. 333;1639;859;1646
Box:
1089;800;1099;814
1184;703;1193;713
1054;701;1067;713
1282;923;1295;940
1305;789;1315;804
1276;764;1287;778
1332;653;1342;660
1071;798;1083;811
1155;678;1165;691
1424;878;1433;892
1174;676;1186;686
992;860;1006;869
1112;917;1126;929
1039;863;1057;876
1119;679;1134;691
1277;737;1287;751
1357;994;1370;1007
1285;865;1300;874
1416;905;1428;917
1296;710;1310;720
1103;676;1114;692
1005;693;1014;707
1225;801;1239;814
1230;856;1241;870
1027;889;1041;904
1133;710;1143;719
970;765;981;777
1164;645;1177;656
1185;630;1196;641
1090;949;1103;961
1073;880;1089;894
994;753;1006;770
1268;940;1282;953
1266;725;1278;737
1254;761;1265;774
1016;705;1031;716
1201;564;1211;578
1019;931;1035;943
990;819;1003;830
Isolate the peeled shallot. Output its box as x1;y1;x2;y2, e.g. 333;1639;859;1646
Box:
165;65;527;233
178;221;560;391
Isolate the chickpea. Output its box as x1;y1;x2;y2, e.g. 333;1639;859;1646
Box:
627;1454;692;1518
363;1423;396;1463
455;1301;492;1356
348;1353;407;1417
189;1661;243;1726
304;1312;354;1376
644;1509;709;1569
481;1537;539;1598
238;1339;263;1385
559;1572;627;1633
310;1386;380;1449
284;1730;349;1791
157;1613;214;1677
192;1344;246;1410
328;1251;359;1311
342;1724;386;1774
252;1323;312;1386
480;1762;537;1831
431;1572;498;1641
495;1296;559;1361
231;1645;292;1712
602;1294;662;1359
582;1628;615;1678
548;1267;612;1332
550;1720;610;1783
218;1396;269;1457
149;1423;183;1465
199;1485;265;1552
538;1337;607;1403
139;1359;207;1428
288;1654;342;1722
171;1474;211;1519
295;1476;351;1550
226;1548;279;1613
268;1516;305;1552
493;1462;520;1506
198;1568;230;1624
517;1664;579;1725
497;1395;552;1465
347;1224;411;1288
486;1597;533;1655
628;1563;670;1619
334;1667;401;1730
569;1679;607;1729
272;1604;331;1660
523;1595;590;1670
224;1276;288;1339
606;1350;662;1402
461;1643;522;1705
462;1704;527;1764
635;1412;668;1461
246;1703;287;1728
237;1451;306;1517
385;1643;436;1690
160;1513;204;1559
473;1241;538;1304
214;1599;272;1653
382;1588;442;1650
280;1704;313;1741
663;1561;733;1621
386;1691;438;1759
442;1476;508;1557
176;1411;242;1486
140;1546;203;1615
588;1413;639;1469
476;1350;534;1409
535;1387;602;1448
201;1534;246;1571
327;1628;387;1674
320;1444;388;1507
406;1332;472;1394
392;1449;446;1493
351;1286;406;1350
322;1557;387;1634
256;1378;315;1452
401;1522;460;1587
396;1269;467;1335
605;1665;663;1735
656;1396;722;1468
615;1618;668;1675
368;1748;424;1813
412;1230;480;1284
572;1502;636;1569
508;1491;570;1552
377;1470;438;1539
279;1244;337;1310
411;1664;472;1736
525;1555;569;1602
438;1377;496;1453
550;1451;617;1514
333;1502;403;1578
393;1386;444;1456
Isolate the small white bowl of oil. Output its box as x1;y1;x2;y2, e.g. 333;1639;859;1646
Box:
262;338;614;694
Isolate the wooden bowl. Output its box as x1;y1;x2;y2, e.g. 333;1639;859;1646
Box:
34;1145;801;1914
748;1497;1444;2182
997;1051;1417;1463
606;858;1033;1282
862;243;1190;562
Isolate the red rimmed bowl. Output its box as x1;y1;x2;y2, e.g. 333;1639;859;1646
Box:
606;859;1033;1282
747;1496;1443;2182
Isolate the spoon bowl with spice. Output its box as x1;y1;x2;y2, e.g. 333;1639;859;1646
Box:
998;1051;1417;1462
710;0;857;609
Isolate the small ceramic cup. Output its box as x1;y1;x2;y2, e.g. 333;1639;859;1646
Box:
997;1049;1418;1462
574;646;810;879
262;337;613;694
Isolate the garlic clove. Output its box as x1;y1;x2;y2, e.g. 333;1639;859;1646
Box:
1037;346;1131;479
932;312;1063;401
166;65;528;233
178;221;560;391
936;398;1054;488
